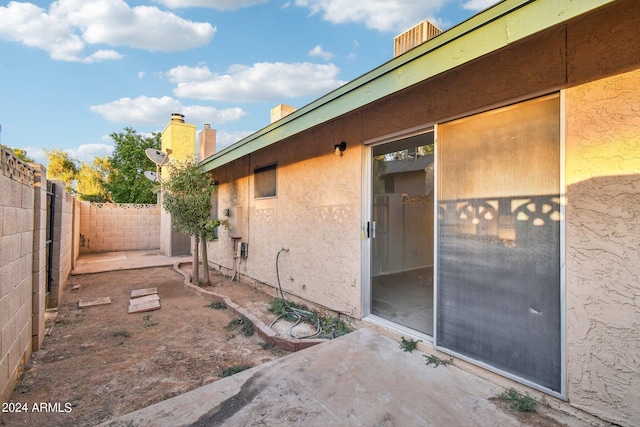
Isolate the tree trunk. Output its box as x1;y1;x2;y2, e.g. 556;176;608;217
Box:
200;234;210;286
191;234;199;284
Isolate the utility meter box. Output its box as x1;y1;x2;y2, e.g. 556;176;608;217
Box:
228;206;245;238
240;242;248;258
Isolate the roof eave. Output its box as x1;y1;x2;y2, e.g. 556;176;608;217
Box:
201;0;615;173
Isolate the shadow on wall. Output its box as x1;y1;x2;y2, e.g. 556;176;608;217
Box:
566;173;640;426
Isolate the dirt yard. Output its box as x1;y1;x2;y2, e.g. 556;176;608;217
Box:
1;264;580;427
0;266;289;427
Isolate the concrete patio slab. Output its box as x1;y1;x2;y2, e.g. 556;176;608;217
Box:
72;251;594;427
72;250;190;275
99;328;584;427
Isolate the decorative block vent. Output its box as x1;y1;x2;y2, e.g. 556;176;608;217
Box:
0;145;35;186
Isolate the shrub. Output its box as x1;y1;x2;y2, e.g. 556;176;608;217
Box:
500;388;538;412
221;365;252;378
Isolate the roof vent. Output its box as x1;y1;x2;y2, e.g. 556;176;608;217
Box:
394;20;442;57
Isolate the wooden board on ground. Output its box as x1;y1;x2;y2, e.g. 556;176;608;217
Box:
129;294;160;305
79;297;111;308
131;287;158;298
128;298;160;314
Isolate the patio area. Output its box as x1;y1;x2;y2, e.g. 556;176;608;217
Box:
65;251;597;427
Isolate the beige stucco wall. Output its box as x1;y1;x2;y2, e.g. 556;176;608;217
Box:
208;122;364;318
79;202;160;253
565;68;640;427
204;7;570;322
562;3;640;424
205;1;639;424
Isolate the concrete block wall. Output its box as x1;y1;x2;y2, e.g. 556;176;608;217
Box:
30;165;47;352
46;181;78;309
0;147;36;405
73;198;80;269
60;192;75;280
79;202;160;253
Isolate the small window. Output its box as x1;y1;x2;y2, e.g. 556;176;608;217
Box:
254;163;277;198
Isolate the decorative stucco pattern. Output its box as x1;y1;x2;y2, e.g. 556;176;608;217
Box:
566;68;640;427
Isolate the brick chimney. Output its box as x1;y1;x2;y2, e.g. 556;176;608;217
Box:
198;124;216;161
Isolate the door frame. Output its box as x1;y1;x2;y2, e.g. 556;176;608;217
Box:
360;91;566;398
361;124;436;342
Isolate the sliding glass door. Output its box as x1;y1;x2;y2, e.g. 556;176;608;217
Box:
436;94;562;392
370;132;435;335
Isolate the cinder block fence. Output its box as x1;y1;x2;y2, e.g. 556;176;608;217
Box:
79;202;160;253
0;148;48;404
0;146;162;405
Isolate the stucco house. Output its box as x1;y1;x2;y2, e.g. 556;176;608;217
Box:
188;0;639;425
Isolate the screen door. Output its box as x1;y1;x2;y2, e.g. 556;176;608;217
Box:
436;94;562;392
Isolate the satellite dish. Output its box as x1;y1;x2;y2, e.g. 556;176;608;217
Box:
144;171;158;182
145;148;168;165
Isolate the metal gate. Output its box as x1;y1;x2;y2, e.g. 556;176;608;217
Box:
45;182;56;294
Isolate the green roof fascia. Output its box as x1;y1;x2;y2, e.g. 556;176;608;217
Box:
201;0;615;173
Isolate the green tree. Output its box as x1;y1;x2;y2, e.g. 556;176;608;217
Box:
76;156;111;202
45;148;78;192
162;158;221;285
106;128;160;204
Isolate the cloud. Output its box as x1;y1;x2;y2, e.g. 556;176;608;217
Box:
21;143;113;165
53;0;216;51
293;0;449;33
0;0;216;62
82;49;124;63
461;0;499;11
20;146;47;166
308;45;334;60
215;130;256;151
0;2;84;62
165;65;213;83
89;96;246;126
153;0;268;10
69;143;115;163
167;62;346;102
